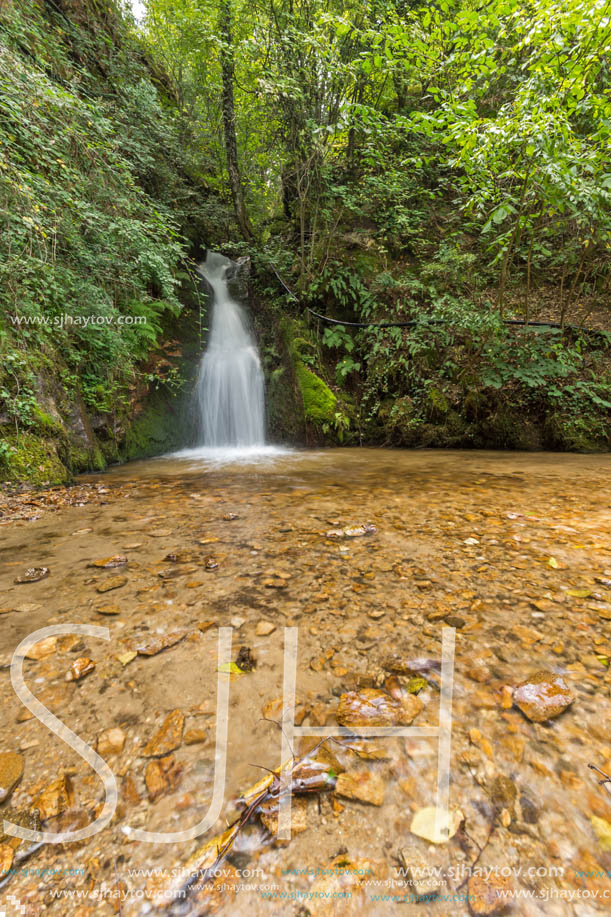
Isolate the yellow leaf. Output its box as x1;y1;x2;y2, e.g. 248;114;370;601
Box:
565;588;592;598
547;557;559;569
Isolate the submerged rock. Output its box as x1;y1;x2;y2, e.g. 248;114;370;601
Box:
335;770;385;806
467;874;512;914
337;688;422;727
513;671;574;722
97;727;126;758
142;710;184;757
65;656;95;681
0;752;24;803
14;566;50;584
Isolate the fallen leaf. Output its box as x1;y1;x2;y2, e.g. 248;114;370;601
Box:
410;806;464;844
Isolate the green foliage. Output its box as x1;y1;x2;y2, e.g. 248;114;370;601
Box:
0;0;211;438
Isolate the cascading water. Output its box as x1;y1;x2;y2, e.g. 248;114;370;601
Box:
195;252;265;448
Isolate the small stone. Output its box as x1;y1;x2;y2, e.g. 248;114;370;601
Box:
14;567;50;584
24;636;57;660
410;806;464;844
337;689;422;727
0;843;14;874
231;616;246;629
145;754;182;801
259;796;308;835
116;651;137;666
468;874;512;914
135;630;187;656
33;776;74;820
256;621;276;636
96;576;127;593
445;615;465;628
513;671;574;722
121;774;141;807
0;752;24;803
184;728;208;746
223;513;239;521
65;657;95;682
149;529;172;537
367;609;385;620
335;770;385;806
198;621;215;633
95;603;121;616
142;710;184;757
90;555;127;568
97;727;126;758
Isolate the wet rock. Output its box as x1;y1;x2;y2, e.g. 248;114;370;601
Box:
14;566;50;584
591;816;611;852
95;603;121;615
513;671;574;722
116;650;137;666
230;616;245;629
0;807;42;848
96;575;127;593
223;513;239;521
150;528;172;537
142;710;184;757
490;775;517;814
256;621;276;636
337;688;422;727
205;556;219;571
164;551;197;564
410;806;464;844
519;794;539;824
236;646;256;671
445;615;465;628
467;874;512;914
145;754;182;801
335;770;385;806
184;728;208;746
25;636;57;660
65;656;95;682
33;776;75;819
97;727;126;757
0;843;14;874
0;752;24;802
135;629;187;656
259;795;309;835
121;774;141;807
90;555;127;568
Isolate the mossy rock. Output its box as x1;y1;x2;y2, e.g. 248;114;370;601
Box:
295;363;337;426
0;433;69;485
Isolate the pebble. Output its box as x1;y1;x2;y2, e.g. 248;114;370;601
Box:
97;727;126;757
513;671;575;722
335;770;385;806
96;575;128;593
142;710;184;757
256;621;276;636
0;752;24;803
467;874;512;914
65;656;95;681
337;688;422;727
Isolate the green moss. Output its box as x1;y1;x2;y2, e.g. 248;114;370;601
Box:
1;433;69;484
295;362;337;425
31;404;61;434
426;386;449;420
121;393;183;461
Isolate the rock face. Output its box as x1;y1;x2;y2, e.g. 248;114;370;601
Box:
513;671;575;722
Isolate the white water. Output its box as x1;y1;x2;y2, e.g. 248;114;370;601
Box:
194;252;265;448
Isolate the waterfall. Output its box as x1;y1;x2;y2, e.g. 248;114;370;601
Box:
195;252;265;448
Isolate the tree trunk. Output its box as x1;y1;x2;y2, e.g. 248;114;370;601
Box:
219;0;251;239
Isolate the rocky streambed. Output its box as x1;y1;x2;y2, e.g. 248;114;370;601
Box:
0;448;609;915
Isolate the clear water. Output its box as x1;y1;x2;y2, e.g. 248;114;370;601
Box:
195;251;265;448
